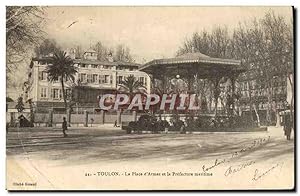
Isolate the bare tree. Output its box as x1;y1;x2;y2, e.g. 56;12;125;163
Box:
177;11;293;126
114;44;134;62
177;26;234;115
177;26;232;59
6;6;45;73
93;41;109;61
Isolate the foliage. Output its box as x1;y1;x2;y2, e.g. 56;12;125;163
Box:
177;11;293;125
91;41;134;62
6;6;45;73
114;44;134;62
177;26;233;59
46;50;77;110
118;75;146;95
34;39;61;57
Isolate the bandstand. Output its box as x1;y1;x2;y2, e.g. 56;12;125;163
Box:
139;52;245;117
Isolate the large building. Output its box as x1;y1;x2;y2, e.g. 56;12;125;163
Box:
24;49;150;113
237;68;292;125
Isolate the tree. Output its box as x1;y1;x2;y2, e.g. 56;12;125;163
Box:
75;45;83;59
114;44;134;62
93;41;109;61
118;75;145;96
6;6;45;73
34;39;61;57
177;26;232;59
177;26;234;115
46;50;77;112
261;12;293;126
15;96;25;112
232;12;293;126
177;11;293;126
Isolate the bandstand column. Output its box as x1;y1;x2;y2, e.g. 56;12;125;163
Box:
187;74;193;92
211;76;222;116
230;74;237;116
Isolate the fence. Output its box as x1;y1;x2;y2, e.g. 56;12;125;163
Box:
6;110;138;127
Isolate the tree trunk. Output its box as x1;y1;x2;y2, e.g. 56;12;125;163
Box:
248;82;254;121
253;104;261;127
60;77;68;111
212;78;221;117
275;110;280;127
61;78;71;127
288;73;294;130
266;83;272;125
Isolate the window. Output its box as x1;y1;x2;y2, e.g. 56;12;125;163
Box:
91;65;98;68
42;72;48;81
40;87;47;98
39;71;48;81
118;76;123;84
87;74;92;83
104;75;110;83
99;75;104;84
139;77;144;84
80;73;86;83
52;89;60;99
65;89;71;99
92;74;98;83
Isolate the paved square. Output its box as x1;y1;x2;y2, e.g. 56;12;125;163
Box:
6;126;294;190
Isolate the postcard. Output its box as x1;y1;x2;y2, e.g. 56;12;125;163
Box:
6;6;295;190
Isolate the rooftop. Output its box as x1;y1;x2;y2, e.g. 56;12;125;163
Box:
32;57;140;67
139;52;244;78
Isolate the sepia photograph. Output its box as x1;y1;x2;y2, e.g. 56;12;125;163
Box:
5;6;295;190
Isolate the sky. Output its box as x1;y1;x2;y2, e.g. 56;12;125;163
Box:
44;6;293;63
6;6;293;99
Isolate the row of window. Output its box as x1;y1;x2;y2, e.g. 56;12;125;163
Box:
240;100;286;110
240;87;286;98
39;71;66;82
79;73;112;84
76;64;137;71
77;64;113;69
40;87;71;99
117;75;147;86
38;71;147;86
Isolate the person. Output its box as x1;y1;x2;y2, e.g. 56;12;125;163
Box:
114;120;118;127
62;117;68;137
283;114;292;140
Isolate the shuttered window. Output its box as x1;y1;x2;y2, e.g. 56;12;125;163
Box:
40;87;47;98
51;89;60;99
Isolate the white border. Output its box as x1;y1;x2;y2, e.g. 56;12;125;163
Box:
1;1;299;195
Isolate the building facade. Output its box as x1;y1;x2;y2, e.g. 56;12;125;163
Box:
24;49;150;113
237;68;291;125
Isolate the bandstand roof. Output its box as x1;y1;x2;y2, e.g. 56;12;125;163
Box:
139;52;245;79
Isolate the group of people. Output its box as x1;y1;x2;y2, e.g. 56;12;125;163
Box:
60;114;294;139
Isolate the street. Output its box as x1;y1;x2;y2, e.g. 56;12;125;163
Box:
6;125;294;190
